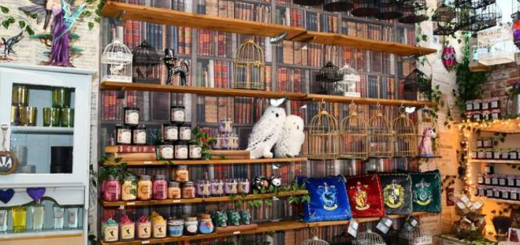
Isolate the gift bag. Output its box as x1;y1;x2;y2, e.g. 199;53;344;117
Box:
380;173;413;215
298;175;352;222
346;174;385;218
411;170;442;213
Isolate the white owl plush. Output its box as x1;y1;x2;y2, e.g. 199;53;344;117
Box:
247;105;286;159
275;115;305;158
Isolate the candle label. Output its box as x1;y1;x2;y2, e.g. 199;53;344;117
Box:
104;226;119;242
125;111;139;125
186;224;197;233
138;223;151;238
117;129;131;144
154;223;166;237
121;224;135;240
161;146;174;159
172;110;185;122
175;145;188;159
133;131;147;144
165;127;178;140
190;145;202;158
180;127;191;140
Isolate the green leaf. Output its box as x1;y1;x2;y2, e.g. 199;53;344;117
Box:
7;17;15;24
2;20;10;29
114;157;123;163
84;10;92;17
18;21;25;29
0;6;8;14
88;22;94;31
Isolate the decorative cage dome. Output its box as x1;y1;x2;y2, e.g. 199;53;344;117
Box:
404;69;431;101
132;41;161;84
324;0;354;12
368;105;393;158
454;0;495;9
356;229;386;245
477;23;516;66
417;108;438;157
300;235;331;245
393;109;417;158
101;26;133;83
352;0;380;17
459;2;500;32
513;0;520;49
340;103;368;160
332;64;361;97
317;61;342;83
399;226;433;245
432;1;456;23
308;101;340;160
233;39;266;90
375;0;404;20
399;0;429;24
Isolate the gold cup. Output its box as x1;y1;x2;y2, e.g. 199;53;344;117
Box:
12;86;29;106
43;107;60;127
25;107;37;126
60;108;74;127
11;106;20;125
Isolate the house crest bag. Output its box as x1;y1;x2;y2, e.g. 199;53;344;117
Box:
346;174;385;218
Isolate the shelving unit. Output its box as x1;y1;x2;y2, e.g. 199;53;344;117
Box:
459;118;520;134
102;157;308;166
11;126;74;134
100;190;309;207
0;229;83;242
99;212;429;245
485;198;520;205
101;1;436;56
100;82;438;107
469;159;520;165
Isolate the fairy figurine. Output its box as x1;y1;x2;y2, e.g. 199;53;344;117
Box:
48;0;85;66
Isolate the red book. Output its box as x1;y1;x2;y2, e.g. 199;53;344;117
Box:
105;145;157;153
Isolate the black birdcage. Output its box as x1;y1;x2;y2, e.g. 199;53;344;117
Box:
132;41;161;84
399;0;428;23
324;0;354;12
404;68;431;101
317;61;342;83
293;0;322;6
459;3;500;32
455;6;475;31
375;0;404;20
351;0;380;17
454;0;495;9
432;2;457;23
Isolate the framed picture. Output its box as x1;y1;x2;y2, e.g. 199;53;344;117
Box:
508;228;520;242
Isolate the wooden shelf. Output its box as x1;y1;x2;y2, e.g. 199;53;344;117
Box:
99;212;430;245
100;190;309;207
0;229;83;242
469;159;520;165
102;157;308;166
11;126;74;134
101;1;436;56
459;118;520;134
100;82;438;107
486;198;520;205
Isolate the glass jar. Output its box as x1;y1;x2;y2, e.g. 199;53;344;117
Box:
124;107;140;126
469;151;477;159
219;119;233;133
491;109;501;119
168;219;184;237
477;175;484;185
189;142;202;160
182;181;196;199
225;179;238;195
171;106;186;124
494;151;501;159
484;163;493;175
31;204;45;231
137;216;151;239
122;175;137;201
67;207;79;228
211;180;224;197
473;99;481;111
163;124;179;141
494;188;501;198
226;134;239;149
476;138;483;148
53;205;65;229
179;124;192;141
153;175;168;200
0;210;7;232
484;174;491;185
508;176;516;187
158;141;175;160
103;176;121;202
199;213;214;234
481;99;489;110
151;214;167;238
116;124;132;145
512;191;519;200
491;175;499;186
184;217;198;235
485;150;493;159
516;177;520;187
196;180;211;198
499;175;507;186
482;110;491;121
168;182;182;199
477;150;485;159
486;188;494;197
119;214;135;242
502;189;510;200
473;111;481;121
212;135;223;149
103;218;119;242
490;97;500;109
238;179;250;194
175;141;189;160
511;150;518;160
483;138;493;148
465;101;473;111
138;175;153;201
132;125;147;145
502;149;510;159
175;165;189;182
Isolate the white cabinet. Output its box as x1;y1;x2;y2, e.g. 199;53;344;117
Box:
0;64;95;244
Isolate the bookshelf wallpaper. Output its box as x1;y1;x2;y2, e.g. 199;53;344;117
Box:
101;0;420;243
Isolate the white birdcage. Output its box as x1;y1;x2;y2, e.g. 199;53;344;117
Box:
399;226;433;245
477;23;516;66
356;228;386;245
335;64;361;97
101;26;133;83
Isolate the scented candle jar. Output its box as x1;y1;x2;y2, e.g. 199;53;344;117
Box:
486;188;494;197
168;182;181;199
502;149;510;159
124;107;140;126
158;141;175;160
491;175;499;186
137;216;152;239
469;151;477;159
485;150;493;159
482;110;491;121
473;99;482;111
175;165;189;182
491;109;501;119
472;111;481;121
67;207;79;228
138;175;153;201
508;176;516;187
465;101;474;111
502;190;510;200
31;203;45;231
494;151;501;159
103;218;119;242
224;179;238;195
212;136;223;149
175;141;189;160
219;119;233;133
211;180;224;196
238;179;250;194
477;175;484;185
476;138;483;148
53;205;65;229
171;106;186;124
227;134;239;149
122;175;137;201
512;191;519;200
119;214;135;242
196;180;211;198
516;176;520;187
494;188;501;198
477;150;485;159
481;99;489;110
483;138;493;148
116;124;132;145
499;175;507;186
490;97;500;109
132;125;147;145
163;124;179;141
511;150;518;160
0;210;7;232
179;124;192;141
484;174;491;185
153;175;168;200
182;181;196;198
199;213;214;234
168;219;184;237
189;143;202;160
184;217;198;235
103;176;121;202
151;212;167;238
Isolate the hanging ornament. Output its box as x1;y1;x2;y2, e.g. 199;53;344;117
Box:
0;189;15;204
26;187;46;203
442;45;457;71
513;16;520;49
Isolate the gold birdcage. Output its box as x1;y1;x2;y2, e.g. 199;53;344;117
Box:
308;101;339;160
368;104;393;158
233;39;265;90
340;103;368;159
393;108;417;158
417;108;439;157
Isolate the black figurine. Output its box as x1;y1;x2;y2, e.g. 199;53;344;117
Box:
2;31;23;59
252;176;270;191
270;175;282;187
163;48;190;86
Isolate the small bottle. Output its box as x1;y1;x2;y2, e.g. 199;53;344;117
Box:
198;213;214;234
153;175;168;200
138;175;153;201
67;207;79;229
53;205;65;229
12;206;27;232
168;182;182;199
31;203;45;231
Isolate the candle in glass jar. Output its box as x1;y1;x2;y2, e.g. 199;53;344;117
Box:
171;106;186;123
119;214;135;242
184;217;198;235
116;125;132;145
238;179;250;194
175;141;189;160
211;180;224;196
182;181;196;198
196;180;211;197
138;175;153;200
124;107;140;126
224;179;238;195
122;175;137;201
168;182;181;199
132;125;147;145
175;165;189;182
179;125;191;140
103;218;119;242
153;175;168;200
31;203;45;231
163;124;178;141
137;215;151;239
159;142;175;160
151;212;167;238
103;176;121;202
219;119;233;133
168;219;184;237
189;143;202;159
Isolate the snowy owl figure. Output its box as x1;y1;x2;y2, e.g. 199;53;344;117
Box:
247;104;286;159
275;115;305;158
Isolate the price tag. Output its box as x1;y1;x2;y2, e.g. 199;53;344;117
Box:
118;205;125;210
233;231;241;235
142;241;150;244
127;202;135;206
173;199;181;203
348;219;359;238
144;161;153;165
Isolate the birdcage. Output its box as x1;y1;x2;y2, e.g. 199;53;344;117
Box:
460;3;501;33
375;0;404;20
317;61;343;95
417;108;438;157
340;103;368;160
432;1;456;23
132;41;161;84
324;0;354;12
352;0;380;17
331;64;361;97
300;231;331;245
399;0;429;24
478;24;516;66
233;39;266;90
368;105;393;159
356;228;386;245
398;226;433;245
393;109;417;158
101;26;133;83
454;0;495;9
308;101;340;160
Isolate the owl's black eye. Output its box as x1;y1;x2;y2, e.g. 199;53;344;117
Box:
275;113;279;117
297;126;300;130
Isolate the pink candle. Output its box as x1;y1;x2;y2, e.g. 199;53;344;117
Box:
103;176;121;202
153;175;168;200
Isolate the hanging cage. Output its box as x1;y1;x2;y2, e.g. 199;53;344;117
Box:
340;103;368;160
132;41;161;84
233;39;266;90
352;0;380;17
460;2;500;32
308;101;340;160
356;228;386;245
477;23;516;66
317;61;343;95
367;105;393;158
417;108;439;157
403;69;431;101
393;109;417;158
375;0;404;20
300;232;331;245
432;1;457;23
332;64;361;97
398;226;433;245
512;0;520;49
399;0;429;24
324;0;354;12
101;26;133;83
454;0;495;9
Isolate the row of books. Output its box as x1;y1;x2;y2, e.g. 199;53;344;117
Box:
343;20;396;42
197;0;272;22
197;31;233;57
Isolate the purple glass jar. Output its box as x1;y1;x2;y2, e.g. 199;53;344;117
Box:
238;179;250;194
211;180;224;197
196;180;211;198
224;179;238;195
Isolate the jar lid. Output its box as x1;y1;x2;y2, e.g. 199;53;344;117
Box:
183;181;194;186
155;175;166;180
164;124;178;128
124;107;140;111
200;213;211;219
139;175;151;180
168;219;184;225
185;216;197;221
169;182;180;187
177;164;187;169
125;175;136;181
176;140;189;145
171;105;185;109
